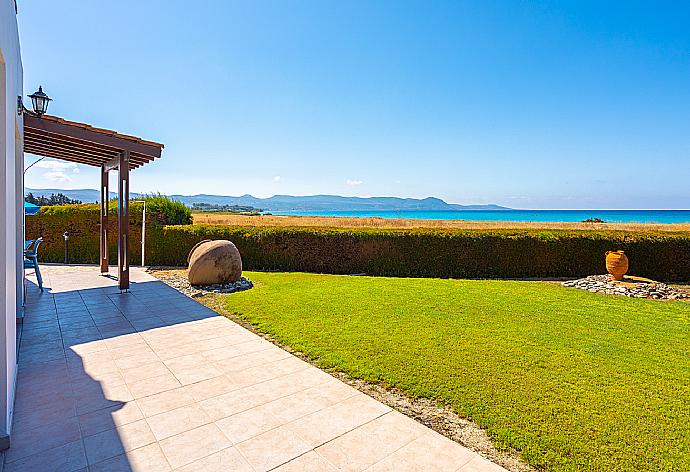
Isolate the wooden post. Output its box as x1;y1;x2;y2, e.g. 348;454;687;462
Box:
118;151;130;291
100;165;109;273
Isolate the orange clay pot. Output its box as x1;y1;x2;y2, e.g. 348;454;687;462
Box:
606;250;629;281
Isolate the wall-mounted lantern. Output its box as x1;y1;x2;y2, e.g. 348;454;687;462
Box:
28;86;52;117
17;96;24;116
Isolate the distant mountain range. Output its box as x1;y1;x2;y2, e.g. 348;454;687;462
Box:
25;188;510;212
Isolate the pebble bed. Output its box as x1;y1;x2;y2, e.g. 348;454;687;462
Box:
561;274;689;300
150;271;253;298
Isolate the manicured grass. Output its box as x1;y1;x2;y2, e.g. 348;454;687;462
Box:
211;272;689;471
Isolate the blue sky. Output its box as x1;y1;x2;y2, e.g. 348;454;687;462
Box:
19;0;690;209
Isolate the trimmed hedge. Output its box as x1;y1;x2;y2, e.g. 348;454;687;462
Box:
151;225;690;282
26;207;690;281
26;203;145;265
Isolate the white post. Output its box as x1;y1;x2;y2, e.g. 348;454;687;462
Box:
141;200;146;267
131;200;146;267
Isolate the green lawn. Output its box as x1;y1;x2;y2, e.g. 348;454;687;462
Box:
210;272;689;471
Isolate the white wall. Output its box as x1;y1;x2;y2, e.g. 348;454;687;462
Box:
0;0;23;443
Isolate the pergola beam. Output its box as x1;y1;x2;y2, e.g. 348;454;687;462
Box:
24;130;121;157
25;113;163;158
24;144;147;169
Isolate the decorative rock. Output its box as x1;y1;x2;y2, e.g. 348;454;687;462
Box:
188;240;242;286
562;274;689;300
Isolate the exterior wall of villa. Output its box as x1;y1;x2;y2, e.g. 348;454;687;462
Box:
0;0;23;445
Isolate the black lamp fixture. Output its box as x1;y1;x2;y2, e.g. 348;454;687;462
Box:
28;86;52;117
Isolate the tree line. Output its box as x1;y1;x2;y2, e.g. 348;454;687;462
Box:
25;192;82;206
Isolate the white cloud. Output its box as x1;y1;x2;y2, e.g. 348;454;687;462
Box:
31;158;79;183
346;179;363;186
43;171;73;183
273;175;281;182
34;159;78;171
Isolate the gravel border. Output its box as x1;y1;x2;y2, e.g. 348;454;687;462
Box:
561;274;689;300
147;267;253;297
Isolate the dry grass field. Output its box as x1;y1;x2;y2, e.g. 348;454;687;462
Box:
192;212;690;232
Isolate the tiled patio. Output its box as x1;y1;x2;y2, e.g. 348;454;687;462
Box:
8;265;506;471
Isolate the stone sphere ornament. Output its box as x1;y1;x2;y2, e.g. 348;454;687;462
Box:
188;240;242;285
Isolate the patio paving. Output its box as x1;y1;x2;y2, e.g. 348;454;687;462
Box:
8;265;506;471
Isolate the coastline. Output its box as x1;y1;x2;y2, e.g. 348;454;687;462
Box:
192;212;690;232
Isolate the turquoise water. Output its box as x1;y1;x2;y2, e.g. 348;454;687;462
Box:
270;210;690;224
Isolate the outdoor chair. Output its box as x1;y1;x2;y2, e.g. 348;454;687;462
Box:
24;239;34;251
24;237;43;291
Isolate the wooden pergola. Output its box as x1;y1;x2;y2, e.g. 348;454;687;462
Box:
23;112;164;290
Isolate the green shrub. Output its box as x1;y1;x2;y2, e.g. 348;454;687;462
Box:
139;194;192;225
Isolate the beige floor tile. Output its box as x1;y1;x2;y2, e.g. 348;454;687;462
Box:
114;351;161;370
172;364;224;386
5;416;82;462
163;353;208;372
79;401;144;436
108;343;153;360
366;431;477;472
4;440;87;472
288;395;391;449
267;366;335;393
136;387;195;417
75;358;120;377
175;446;253;472
197;391;248;421
197;382;280;422
121;361;171;384
158;423;232;469
69;340;109;356
89;443;172;472
83;419;156;465
71;370;126;391
74;385;135;416
457;455;507;472
236;424;311;472
215;402;287;444
184;375;239;402
316;412;423;471
12;400;77;433
105;334;147;350
273;451;339;472
146;404;212;441
215;348;293;374
127;373;182;399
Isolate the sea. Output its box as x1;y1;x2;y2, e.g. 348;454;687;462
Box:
270;210;690;224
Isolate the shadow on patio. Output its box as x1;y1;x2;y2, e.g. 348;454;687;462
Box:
8;266;224;471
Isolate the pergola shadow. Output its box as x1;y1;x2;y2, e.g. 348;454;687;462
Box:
8;267;218;470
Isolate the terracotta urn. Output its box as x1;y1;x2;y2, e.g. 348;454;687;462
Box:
605;250;628;281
